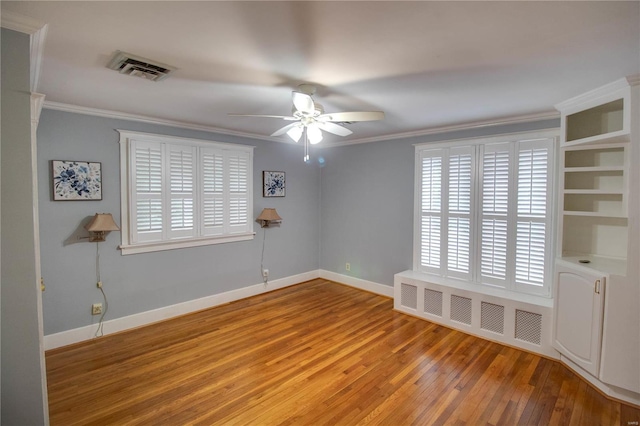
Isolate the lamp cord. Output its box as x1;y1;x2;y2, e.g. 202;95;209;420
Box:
95;242;109;338
261;227;267;284
96;241;101;282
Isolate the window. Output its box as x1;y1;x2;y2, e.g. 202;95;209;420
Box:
119;130;254;255
414;131;556;297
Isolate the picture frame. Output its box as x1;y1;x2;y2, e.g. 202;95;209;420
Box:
263;171;285;197
52;160;102;201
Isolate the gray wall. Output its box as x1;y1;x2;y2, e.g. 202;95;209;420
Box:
1;28;48;425
36;108;559;336
37;110;320;335
318;119;560;287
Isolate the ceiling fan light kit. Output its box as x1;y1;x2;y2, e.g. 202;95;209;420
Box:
286;124;304;142
230;84;384;162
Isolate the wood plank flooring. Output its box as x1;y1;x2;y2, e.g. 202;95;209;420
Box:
46;279;640;425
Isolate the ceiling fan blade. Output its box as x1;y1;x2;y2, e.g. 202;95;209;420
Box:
318;111;385;122
271;122;301;137
316;121;353;137
228;113;297;120
292;91;315;115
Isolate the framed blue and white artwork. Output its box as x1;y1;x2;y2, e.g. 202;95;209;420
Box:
263;171;285;197
52;160;102;201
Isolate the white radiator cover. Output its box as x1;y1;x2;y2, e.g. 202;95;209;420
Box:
394;270;557;358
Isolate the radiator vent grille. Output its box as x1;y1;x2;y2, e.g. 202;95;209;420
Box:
400;283;417;310
450;295;472;325
424;289;443;317
106;51;176;82
481;302;505;335
515;309;542;345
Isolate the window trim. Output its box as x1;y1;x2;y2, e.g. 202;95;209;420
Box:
413;129;559;298
118;130;255;255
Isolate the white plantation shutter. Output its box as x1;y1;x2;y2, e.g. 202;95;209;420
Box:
414;133;555;297
514;140;553;292
121;131;254;254
201;148;225;236
481;219;508;279
480;143;511;286
517;146;548;217
227;151;250;233
421;216;441;268
419;150;443;271
482;146;510;215
132;140;163;243
447;217;470;272
515;222;546;283
167;145;196;239
447;147;473;277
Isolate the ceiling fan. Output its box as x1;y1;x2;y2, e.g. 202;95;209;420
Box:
230;84;384;162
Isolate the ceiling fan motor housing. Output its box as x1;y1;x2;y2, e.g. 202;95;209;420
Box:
292;103;324;118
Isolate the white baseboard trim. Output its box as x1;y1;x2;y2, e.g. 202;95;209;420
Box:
319;270;393;298
44;270;320;350
560;356;640;407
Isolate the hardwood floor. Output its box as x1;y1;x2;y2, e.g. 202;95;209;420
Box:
46;279;640;425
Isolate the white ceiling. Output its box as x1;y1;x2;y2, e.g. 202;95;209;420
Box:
3;1;640;144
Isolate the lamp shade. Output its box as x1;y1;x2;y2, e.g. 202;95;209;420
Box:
85;213;120;232
257;209;282;228
256;208;282;222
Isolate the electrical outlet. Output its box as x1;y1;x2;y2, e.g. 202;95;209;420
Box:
92;303;103;315
262;269;269;278
346;263;351;271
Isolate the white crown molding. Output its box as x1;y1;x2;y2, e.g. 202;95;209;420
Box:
30;23;48;92
43;101;292;144
1;10;49;92
44;100;559;148
1;10;45;34
319;110;560;148
626;74;640;87
554;76;639;111
30;93;46;124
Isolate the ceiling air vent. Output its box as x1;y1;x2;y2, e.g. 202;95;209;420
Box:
106;51;176;82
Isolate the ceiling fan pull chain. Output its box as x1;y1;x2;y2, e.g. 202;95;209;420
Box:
303;128;310;163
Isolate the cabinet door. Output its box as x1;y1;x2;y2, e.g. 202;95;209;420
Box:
552;264;605;377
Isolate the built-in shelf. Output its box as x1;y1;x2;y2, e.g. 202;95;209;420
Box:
558;255;627;277
564;146;625;168
561;215;628;261
565;98;626;144
562;211;626;218
564;166;624;173
560;142;628;254
558;81;631;147
563;189;623;195
554;76;640;400
564;192;625;217
564;169;623;192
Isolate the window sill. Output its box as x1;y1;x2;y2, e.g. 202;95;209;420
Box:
397;270;553;308
119;232;255;255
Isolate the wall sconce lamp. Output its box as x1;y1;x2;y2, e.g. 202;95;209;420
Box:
85;213;120;242
256;208;282;228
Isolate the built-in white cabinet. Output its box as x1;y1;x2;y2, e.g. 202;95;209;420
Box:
555;76;640;403
552;262;605;377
